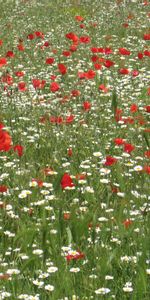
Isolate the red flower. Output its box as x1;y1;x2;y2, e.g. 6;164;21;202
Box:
66;251;85;262
61;173;75;189
104;156;117;166
122;23;129;28
27;33;35;40
144;50;150;57
80;36;90;43
143;33;150;40
123;219;133;229
104;59;114;68
132;70;139;77
34;31;44;39
0;185;8;193
94;63;102;70
32;79;46;89
138;52;143;59
65;115;75;124
68;148;73;156
130;104;138;113
46;57;54;65
114;138;125;145
15;71;24;77
75;15;84;22
119;48;130;55
144;165;150;174
65;32;78;43
145;105;150;113
145;150;150;158
58;63;67;75
83;101;91;111
99;84;109;93
17;43;25;51
123;143;135;153
18;82;27;92
2;74;13;85
71;90;81;97
119;68;129;75
62;50;71;57
50;82;60;92
86;69;96;79
0;129;12;152
31;178;43;187
6;51;15;58
13;145;24;157
0;39;3;46
0;58;7;67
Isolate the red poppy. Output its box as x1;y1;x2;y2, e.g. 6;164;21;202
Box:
66;251;85;262
83;101;91;111
17;43;25;51
144;50;150;57
46;57;54;64
122;23;129;28
6;51;15;58
86;69;96;79
27;33;35;40
62;50;71;57
0;40;3;46
145;105;150;113
114;138;125;145
50;82;60;92
143;33;150;40
123;219;133;228
58;63;67;75
71;90;81;97
130;104;138;113
119;68;130;75
0;129;12;152
99;84;109;93
61;173;75;189
104;59;114;68
144;165;150;174
68;148;73;156
31;178;43;187
144;150;150;158
80;36;91;43
2;74;13;85
0;185;8;193
18;82;27;92
132;70;139;77
138;52;143;59
65;115;75;124
75;15;84;22
32;79;46;89
94;63;102;70
13;144;24;157
119;48;130;55
65;32;78;43
0;58;7;67
34;31;44;39
15;71;24;77
104;156;117;166
123;143;135;153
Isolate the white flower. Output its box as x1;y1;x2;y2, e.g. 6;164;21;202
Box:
32;280;44;288
93;152;102;157
47;266;58;273
70;267;80;273
45;284;54;291
6;269;20;275
32;249;43;255
95;287;110;294
146;269;150;275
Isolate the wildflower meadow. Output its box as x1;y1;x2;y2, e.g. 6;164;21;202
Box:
0;0;150;299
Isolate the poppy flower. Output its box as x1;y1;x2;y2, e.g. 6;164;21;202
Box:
130;104;138;113
46;57;55;65
144;165;150;174
143;33;150;40
75;15;84;22
58;63;67;75
0;185;8;193
68;148;73;156
2;74;13;85
123;143;135;153
86;69;96;79
0;129;12;152
144;50;150;57
123;219;133;228
27;33;35;40
6;51;15;58
144;150;150;158
83;101;91;111
80;36;91;43
132;70;139;77
94;63;102;70
0;39;3;46
18;82;27;92
104;156;117;166
119;68;129;75
34;31;44;39
61;173;75;189
66;251;85;262
15;71;25;77
99;84;109;93
104;59;114;68
62;50;71;57
71;90;81;97
119;48;130;55
138;52;143;59
114;138;125;145
145;106;150;113
13;144;24;157
0;58;7;67
70;44;78;52
65;115;75;124
31;178;43;187
65;32;78;43
50;82;60;93
17;43;25;51
32;79;46;89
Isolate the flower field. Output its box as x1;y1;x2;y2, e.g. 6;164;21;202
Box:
0;0;150;299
